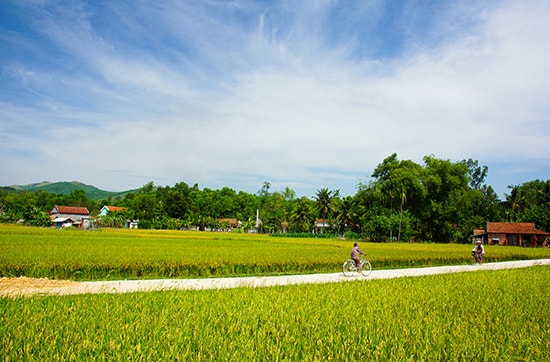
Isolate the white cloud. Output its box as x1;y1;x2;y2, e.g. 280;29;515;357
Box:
1;0;549;197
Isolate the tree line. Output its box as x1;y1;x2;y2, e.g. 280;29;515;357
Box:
1;153;549;243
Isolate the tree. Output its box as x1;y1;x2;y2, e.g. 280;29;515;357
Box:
131;193;158;224
314;188;338;232
258;181;271;205
193;188;216;230
504;186;527;222
420;156;470;242
370;154;424;241
363;213;398;242
291;197;314;232
462;158;488;190
234;191;260;224
164;190;190;219
334;196;357;234
62;189;98;213
261;192;287;233
503;180;550;231
24;206;52;227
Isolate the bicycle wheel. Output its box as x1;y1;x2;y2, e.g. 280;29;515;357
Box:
342;259;356;277
360;260;372;277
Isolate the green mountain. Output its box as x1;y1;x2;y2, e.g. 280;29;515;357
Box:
5;181;136;200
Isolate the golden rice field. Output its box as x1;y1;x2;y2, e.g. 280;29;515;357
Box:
1;224;550;280
1;267;548;360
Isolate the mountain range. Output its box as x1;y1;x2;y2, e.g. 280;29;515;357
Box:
0;181;136;200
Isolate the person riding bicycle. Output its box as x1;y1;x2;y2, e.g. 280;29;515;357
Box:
471;240;485;263
351;242;365;273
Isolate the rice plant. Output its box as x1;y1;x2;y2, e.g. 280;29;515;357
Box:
1;224;549;280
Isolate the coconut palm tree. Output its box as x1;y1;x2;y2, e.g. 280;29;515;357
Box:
314;188;338;232
335;196;355;234
291;197;313;232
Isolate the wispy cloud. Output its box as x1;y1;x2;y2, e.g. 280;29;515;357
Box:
1;0;549;197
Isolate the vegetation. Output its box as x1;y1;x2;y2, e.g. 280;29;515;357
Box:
1;225;549;280
2;154;550;242
0;181;133;200
1;267;548;360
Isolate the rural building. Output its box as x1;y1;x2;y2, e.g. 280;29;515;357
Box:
52;217;76;228
99;205;127;216
217;218;241;231
314;219;330;233
98;205;138;228
472;222;550;247
50;205;90;229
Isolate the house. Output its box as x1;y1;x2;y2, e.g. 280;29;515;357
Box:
314;219;330;233
473;222;550;247
217;218;241;231
98;205;138;228
50;205;90;229
99;205;127;216
52;217;76;228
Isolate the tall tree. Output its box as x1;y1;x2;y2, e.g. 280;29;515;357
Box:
314;188;337;232
335;196;357;234
370;154;424;241
291;197;314;232
420;156;470;242
462;158;488;190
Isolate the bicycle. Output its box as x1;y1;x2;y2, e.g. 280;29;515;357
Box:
343;256;372;277
470;250;483;265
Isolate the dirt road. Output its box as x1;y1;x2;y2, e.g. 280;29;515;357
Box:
1;259;548;298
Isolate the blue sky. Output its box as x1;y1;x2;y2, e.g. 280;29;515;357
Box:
1;0;549;199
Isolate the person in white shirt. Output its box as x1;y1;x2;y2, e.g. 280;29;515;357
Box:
472;240;485;263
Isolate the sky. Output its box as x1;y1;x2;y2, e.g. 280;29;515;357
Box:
1;0;549;200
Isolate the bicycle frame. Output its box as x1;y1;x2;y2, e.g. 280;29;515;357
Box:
471;251;483;264
343;257;372;277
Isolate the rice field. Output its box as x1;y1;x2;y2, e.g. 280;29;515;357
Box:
1;224;549;280
1;267;548;360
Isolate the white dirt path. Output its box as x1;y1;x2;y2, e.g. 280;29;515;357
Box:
1;259;549;298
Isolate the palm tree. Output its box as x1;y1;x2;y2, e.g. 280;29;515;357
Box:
505;186;526;222
398;186;406;242
291;197;313;232
314;188;334;233
335;196;355;234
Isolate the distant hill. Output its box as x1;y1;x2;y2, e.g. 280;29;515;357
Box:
4;181;137;200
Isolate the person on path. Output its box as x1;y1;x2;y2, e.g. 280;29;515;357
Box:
472;240;485;263
351;242;365;274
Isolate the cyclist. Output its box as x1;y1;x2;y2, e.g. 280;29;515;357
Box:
351;242;365;274
471;240;485;263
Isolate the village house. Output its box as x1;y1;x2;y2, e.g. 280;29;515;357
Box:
99;205;127;216
50;205;90;229
217;218;241;231
98;205;138;228
473;222;550;247
314;219;330;233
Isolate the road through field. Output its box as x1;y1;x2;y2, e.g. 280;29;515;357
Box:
1;259;549;297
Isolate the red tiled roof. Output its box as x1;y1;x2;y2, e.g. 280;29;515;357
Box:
52;205;90;215
486;222;550;235
473;228;485;236
106;206;126;212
